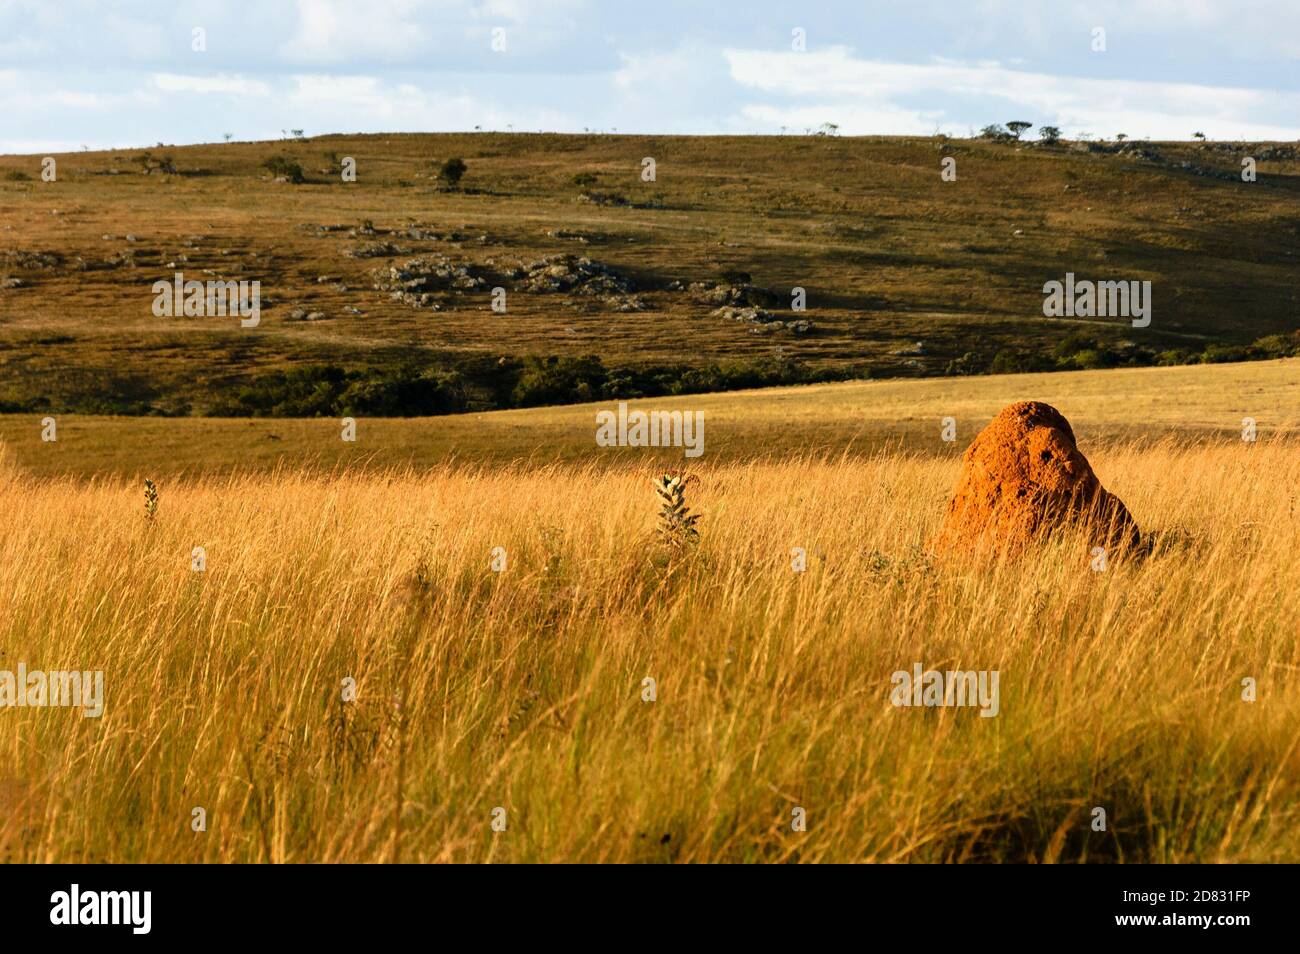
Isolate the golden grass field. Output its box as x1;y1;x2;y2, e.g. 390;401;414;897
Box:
2;357;1297;478
1;359;1297;862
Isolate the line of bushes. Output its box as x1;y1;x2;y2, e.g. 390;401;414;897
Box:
945;330;1300;376
205;354;857;418
9;333;1297;417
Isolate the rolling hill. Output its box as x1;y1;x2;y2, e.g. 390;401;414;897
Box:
2;132;1299;416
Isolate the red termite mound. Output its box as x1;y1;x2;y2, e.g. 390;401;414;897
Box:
935;401;1139;556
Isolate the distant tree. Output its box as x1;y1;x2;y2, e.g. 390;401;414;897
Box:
291;129;304;139
223;132;233;142
1192;131;1207;141
980;123;1011;141
1006;121;1032;140
1039;125;1062;144
439;157;467;188
1115;133;1127;142
818;122;840;136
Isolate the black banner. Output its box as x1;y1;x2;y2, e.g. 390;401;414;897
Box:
0;863;1286;941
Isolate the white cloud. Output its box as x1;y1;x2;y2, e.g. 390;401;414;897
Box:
285;73;574;131
153;73;272;96
724;47;1300;140
279;0;437;64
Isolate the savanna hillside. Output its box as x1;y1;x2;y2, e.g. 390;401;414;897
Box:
1;132;1299;416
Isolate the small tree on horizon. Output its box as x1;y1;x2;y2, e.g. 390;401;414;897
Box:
1039;126;1062;144
1006;121;1032;140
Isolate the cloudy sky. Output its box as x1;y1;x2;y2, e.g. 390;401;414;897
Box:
2;0;1298;153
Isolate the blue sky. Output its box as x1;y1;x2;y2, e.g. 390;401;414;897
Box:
2;0;1299;153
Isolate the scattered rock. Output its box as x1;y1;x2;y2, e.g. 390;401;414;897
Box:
515;254;633;297
713;305;811;334
3;250;61;269
934;401;1139;556
372;255;490;309
691;281;779;308
578;190;629;207
284;306;329;321
545;227;610;244
344;241;410;259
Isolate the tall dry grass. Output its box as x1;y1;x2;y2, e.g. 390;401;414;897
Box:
0;439;1297;862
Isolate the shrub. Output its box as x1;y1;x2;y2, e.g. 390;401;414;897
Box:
511;355;607;407
339;368;466;416
439;157;467;188
1248;333;1300;359
989;350;1052;374
1200;344;1248;364
1066;348;1117;370
132;151;177;174
946;352;985;375
263;156;305;184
